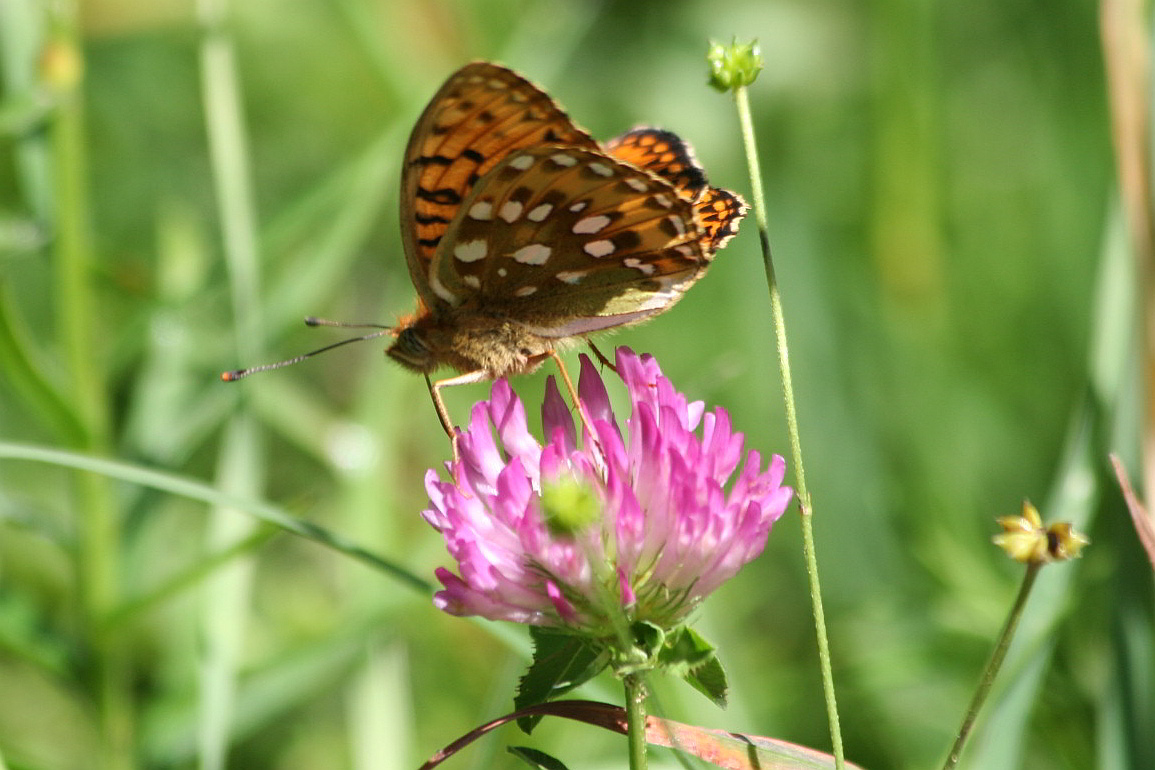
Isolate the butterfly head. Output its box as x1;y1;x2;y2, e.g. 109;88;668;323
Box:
386;319;437;374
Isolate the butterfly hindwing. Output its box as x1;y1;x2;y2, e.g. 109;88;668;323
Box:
694;186;747;254
400;62;597;309
607;126;747;257
428;146;707;336
606;127;709;201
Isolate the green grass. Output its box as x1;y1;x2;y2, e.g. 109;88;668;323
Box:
0;1;1150;769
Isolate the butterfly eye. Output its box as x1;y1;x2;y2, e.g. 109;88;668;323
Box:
387;327;434;373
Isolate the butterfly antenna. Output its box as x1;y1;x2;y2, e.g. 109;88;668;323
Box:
304;316;392;330
221;318;395;382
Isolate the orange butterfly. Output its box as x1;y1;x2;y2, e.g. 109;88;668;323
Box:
224;63;744;448
388;62;746;437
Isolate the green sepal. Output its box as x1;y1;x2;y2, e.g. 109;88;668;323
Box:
684;651;728;707
631;620;666;657
515;627;608;733
659;626;729;707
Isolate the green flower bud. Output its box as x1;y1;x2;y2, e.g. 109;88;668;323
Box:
707;39;763;92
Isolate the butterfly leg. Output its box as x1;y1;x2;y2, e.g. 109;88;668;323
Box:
426;369;489;460
587;341;618;374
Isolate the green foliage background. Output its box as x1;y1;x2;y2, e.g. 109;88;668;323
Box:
0;0;1150;769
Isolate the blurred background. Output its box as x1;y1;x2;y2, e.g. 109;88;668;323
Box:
0;0;1150;768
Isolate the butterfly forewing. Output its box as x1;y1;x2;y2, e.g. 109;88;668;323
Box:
428;146;707;336
400;62;597;308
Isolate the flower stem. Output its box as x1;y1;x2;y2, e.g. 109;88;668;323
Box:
733;83;846;769
942;562;1042;769
623;673;649;770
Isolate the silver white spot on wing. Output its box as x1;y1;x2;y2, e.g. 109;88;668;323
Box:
468;201;493;220
527;203;553;222
515;286;538;297
572;215;611;234
623;257;655;276
509;154;535;171
568;201;588;213
625;177;648;192
583;239;615;258
453;239;488;263
588;162;613;177
462;275;481;289
549;152;578;167
499;200;523;223
653;193;674;208
512;244;552;265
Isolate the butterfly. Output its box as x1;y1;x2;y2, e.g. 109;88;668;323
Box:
387;62;747;439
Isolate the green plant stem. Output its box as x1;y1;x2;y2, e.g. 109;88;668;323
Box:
624;673;649;770
733;83;845;770
942;562;1042;770
48;14;134;769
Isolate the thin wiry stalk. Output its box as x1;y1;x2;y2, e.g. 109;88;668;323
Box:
732;82;846;770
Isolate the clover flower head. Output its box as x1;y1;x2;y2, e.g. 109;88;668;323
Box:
422;348;793;638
